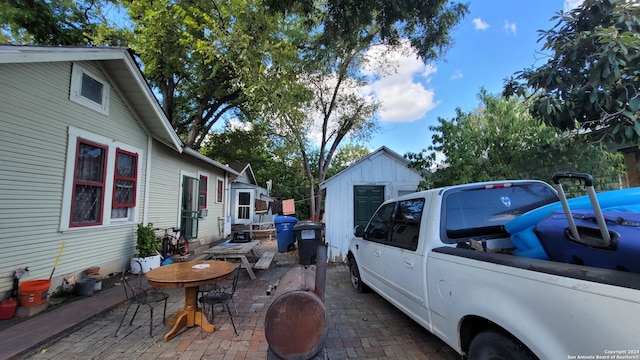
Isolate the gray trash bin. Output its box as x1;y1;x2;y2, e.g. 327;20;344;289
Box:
293;221;324;265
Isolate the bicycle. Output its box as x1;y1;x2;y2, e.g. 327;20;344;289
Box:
156;227;189;258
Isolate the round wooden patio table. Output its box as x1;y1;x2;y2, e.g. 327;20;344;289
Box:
145;260;236;342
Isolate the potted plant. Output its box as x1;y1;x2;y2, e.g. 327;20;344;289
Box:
131;222;162;274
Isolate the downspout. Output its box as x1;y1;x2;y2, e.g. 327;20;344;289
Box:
225;171;231;237
143;135;153;224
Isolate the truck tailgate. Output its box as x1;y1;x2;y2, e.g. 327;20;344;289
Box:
427;246;640;359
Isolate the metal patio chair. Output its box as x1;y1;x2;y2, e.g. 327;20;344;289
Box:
114;260;169;337
198;266;240;337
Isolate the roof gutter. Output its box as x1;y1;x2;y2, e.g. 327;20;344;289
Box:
182;147;240;176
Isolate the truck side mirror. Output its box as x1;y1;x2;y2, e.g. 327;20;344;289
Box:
354;225;364;237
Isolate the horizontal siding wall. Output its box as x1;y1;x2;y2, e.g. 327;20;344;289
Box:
323;151;423;262
0;61;150;295
149;141;227;244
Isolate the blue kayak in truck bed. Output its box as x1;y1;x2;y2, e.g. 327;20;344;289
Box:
506;187;640;259
534;209;640;273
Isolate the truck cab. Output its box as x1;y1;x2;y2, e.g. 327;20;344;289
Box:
348;180;566;358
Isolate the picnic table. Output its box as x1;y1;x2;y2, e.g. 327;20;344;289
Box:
203;240;275;280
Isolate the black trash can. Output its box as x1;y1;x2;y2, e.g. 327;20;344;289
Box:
274;215;299;253
293;221;324;265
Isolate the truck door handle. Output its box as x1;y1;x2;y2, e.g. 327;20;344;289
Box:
403;259;414;268
374;250;381;257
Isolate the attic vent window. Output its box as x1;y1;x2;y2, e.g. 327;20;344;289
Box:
81;73;104;104
70;63;110;115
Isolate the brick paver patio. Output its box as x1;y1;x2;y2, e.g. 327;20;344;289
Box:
15;239;457;360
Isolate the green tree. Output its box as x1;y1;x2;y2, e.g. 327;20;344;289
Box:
326;144;371;178
122;0;307;149
406;92;625;190
201;121;312;218
201;120;277;188
265;0;469;63
0;0;131;45
265;0;468;218
271;47;380;218
503;0;640;145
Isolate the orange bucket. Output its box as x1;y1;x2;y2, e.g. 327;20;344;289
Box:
18;280;50;307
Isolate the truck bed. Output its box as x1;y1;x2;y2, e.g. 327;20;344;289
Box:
428;246;640;358
433;246;640;291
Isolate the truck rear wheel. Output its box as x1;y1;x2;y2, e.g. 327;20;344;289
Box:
468;330;536;360
349;258;368;293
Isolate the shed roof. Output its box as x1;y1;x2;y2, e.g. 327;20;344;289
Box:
319;146;419;189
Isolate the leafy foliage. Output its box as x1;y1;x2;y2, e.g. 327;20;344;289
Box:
202;121;280;190
265;0;469;63
136;222;160;258
201;121;312;218
122;0;307;149
503;0;640;145
326;144;371;178
262;0;468;218
0;0;130;45
406;92;625;191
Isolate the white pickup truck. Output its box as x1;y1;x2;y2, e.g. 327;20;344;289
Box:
347;179;640;360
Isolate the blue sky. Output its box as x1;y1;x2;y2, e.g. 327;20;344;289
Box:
364;0;583;157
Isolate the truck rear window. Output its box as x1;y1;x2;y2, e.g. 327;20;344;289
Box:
442;182;558;243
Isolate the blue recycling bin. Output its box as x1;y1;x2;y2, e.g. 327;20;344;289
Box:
274;215;299;253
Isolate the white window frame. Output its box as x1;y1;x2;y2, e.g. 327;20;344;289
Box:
70;63;110;115
60;126;142;231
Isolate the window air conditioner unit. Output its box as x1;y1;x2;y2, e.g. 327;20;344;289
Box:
198;209;208;218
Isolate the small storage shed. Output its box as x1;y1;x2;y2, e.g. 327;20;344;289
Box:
319;146;423;262
228;163;274;225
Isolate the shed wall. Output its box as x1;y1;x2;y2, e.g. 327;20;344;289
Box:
323;151;422;262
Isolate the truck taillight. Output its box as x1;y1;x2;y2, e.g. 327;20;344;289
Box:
485;183;512;189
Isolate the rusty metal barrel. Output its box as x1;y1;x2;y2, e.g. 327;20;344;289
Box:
265;244;328;360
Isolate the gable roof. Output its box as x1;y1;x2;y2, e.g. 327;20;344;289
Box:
228;162;257;184
0;45;182;152
319;146;420;189
0;45;240;176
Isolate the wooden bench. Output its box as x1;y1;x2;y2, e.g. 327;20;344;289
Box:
250;222;276;240
251;229;276;239
253;251;275;270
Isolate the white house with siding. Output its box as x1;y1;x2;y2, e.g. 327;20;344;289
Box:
319;146;423;262
0;46;238;298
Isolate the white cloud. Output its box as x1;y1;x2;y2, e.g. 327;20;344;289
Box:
298;42;440;146
450;70;463;80
504;21;517;34
472;18;490;30
226;119;253;131
364;43;440;123
564;0;583;12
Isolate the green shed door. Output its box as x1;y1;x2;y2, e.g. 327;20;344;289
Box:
354;185;385;228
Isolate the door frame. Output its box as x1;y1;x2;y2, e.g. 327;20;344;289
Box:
180;171;200;240
234;188;255;225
